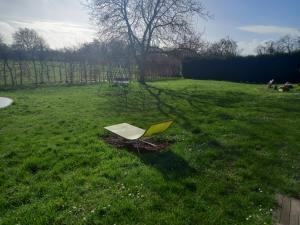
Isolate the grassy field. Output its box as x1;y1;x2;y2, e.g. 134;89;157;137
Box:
0;80;300;225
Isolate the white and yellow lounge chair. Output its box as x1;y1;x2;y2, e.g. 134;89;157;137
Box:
104;120;173;150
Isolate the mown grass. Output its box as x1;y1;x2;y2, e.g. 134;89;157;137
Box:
0;80;300;225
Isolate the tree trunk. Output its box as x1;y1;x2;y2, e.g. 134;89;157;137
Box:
40;61;45;84
18;61;23;86
138;60;146;84
3;61;7;86
59;64;62;83
69;62;74;84
79;63;83;83
32;60;38;85
84;63;88;83
5;60;14;86
52;63;56;83
64;63;68;83
13;62;18;86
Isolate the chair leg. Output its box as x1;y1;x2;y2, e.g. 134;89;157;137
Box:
136;140;141;154
141;140;157;148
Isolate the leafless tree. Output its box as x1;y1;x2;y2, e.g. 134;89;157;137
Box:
13;28;48;52
276;35;296;54
176;33;208;57
207;37;239;57
0;34;4;46
0;34;6;54
256;41;277;55
12;28;49;85
256;36;300;55
296;36;300;49
86;0;209;83
0;34;7;85
256;44;267;56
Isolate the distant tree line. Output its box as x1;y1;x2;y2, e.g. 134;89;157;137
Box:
0;28;183;88
182;35;300;83
169;35;240;58
0;27;245;88
2;27;298;87
256;35;300;55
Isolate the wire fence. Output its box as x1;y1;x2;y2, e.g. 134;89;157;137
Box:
0;60;181;89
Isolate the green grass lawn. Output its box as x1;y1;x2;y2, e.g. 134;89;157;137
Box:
0;80;300;225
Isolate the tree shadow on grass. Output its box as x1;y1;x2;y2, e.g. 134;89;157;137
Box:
101;83;209;132
145;83;253;110
144;84;197;131
143;83;256;130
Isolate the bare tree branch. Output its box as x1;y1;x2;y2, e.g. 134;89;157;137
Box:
86;0;209;82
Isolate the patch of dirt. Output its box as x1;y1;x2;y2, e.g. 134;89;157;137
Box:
102;135;173;153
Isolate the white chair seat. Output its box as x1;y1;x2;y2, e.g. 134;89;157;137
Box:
104;123;145;140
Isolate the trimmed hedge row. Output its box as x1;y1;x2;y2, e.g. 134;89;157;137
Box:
182;53;300;83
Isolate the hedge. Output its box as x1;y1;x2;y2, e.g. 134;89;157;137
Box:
182;53;300;83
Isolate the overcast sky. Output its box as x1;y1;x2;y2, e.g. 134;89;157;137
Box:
0;0;299;55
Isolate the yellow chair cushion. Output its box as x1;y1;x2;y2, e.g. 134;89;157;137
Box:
143;121;173;138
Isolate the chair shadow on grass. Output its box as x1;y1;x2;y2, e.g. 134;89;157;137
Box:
102;134;196;180
137;150;197;180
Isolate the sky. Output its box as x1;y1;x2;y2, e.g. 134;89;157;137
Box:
0;0;299;55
